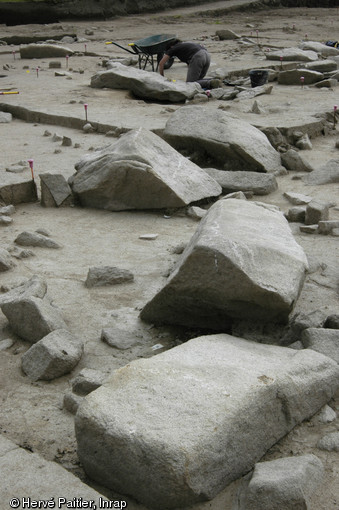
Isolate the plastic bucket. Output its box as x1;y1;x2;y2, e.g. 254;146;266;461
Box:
249;69;268;88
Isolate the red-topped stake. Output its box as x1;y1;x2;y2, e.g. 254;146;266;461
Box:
28;159;34;180
36;67;39;78
84;103;88;122
300;76;305;89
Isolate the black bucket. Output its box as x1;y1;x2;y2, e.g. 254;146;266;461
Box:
249;69;269;88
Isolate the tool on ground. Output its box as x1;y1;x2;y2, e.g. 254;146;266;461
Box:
0;91;19;95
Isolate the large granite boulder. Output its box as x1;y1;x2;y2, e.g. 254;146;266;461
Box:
163;106;283;173
75;333;339;509
265;47;318;62
278;68;323;85
140;199;308;329
299;41;339;57
69;128;221;211
20;43;73;59
91;62;201;102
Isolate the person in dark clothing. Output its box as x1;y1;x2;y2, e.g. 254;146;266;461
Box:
158;39;221;89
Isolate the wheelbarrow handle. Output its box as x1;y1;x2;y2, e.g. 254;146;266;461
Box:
105;41;137;54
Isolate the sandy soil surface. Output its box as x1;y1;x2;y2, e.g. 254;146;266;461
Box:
0;3;338;510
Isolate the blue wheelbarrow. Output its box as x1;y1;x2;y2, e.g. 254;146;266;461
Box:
105;33;176;71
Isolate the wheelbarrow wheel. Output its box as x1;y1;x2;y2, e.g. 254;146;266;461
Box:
157;53;175;70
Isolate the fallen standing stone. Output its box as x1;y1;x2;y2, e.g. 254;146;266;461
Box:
20;43;73;59
75;333;339;509
204;169;278;195
40;173;74;207
141;199;308;328
69;128;221;211
164;105;283;173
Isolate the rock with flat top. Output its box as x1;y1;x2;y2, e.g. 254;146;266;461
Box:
91;63;201;102
205;169;278;195
266;48;318;62
22;329;83;381
237;455;324;510
141;199;308;329
302;328;339;364
70;128;221;211
75;333;339;509
40;173;74;207
20;43;73;59
164;106;283;173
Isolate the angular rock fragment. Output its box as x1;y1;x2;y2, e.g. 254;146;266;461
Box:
305;200;329;225
0;174;37;205
283;191;312;205
21;329;83;381
303;60;338;72
0;205;16;216
302;328;339;364
71;368;105;396
164;106;283;173
318;220;339;234
0;248;15;272
15;231;62;249
63;392;84;414
0;112;12;123
85;266;134;288
20;44;73;59
91;63;201;102
205;169;278;195
303;159;339;185
101;327;139;350
69;129;221;211
286;206;306;223
1;295;67;343
40;173;74;207
237;455;324;510
324;314;339;329
281;149;314;172
141;199;308;329
0;215;12;226
0;275;47;306
317;432;339;452
75;334;339;509
216;29;240;40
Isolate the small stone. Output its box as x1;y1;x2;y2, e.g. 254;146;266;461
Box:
317;405;337;423
10;247;35;259
52;133;63;142
0;338;14;351
324;314;339;329
186;206;206;220
85;266;134;288
0;205;15;216
71;368;105;395
170;243;186;255
35;228;51;237
63;392;84;414
54;149;62;154
295;134;313;150
49;61;61;69
101;327;139;350
0;216;13;226
83;123;94;132
300;224;318;233
286;206;306;223
318;220;339;234
62;136;72;147
74;143;81;148
15;231;62;249
43;130;52;136
305;200;329;225
222;191;247;200
0;248;15;272
139;234;158;240
317;431;339;452
284;191;313;205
